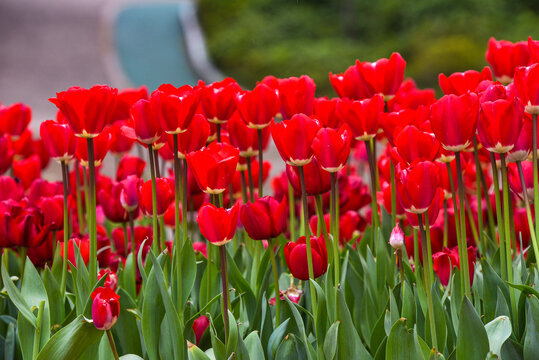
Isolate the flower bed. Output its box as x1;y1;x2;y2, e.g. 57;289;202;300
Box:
0;37;538;359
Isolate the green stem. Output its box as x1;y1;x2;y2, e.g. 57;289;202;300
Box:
329;173;340;285
500;153;517;323
216;123;222;143
87;138;98;280
106;329;120;360
446;162;464;296
148;145;160;254
443;199;448;248
181;159;189;245
389;158;397;227
219;245;230;343
398;249;405;300
455;151;471;298
413;228;420;273
298;166;317;316
533;114;539;258
364;139;379;237
128;211;137;277
246;157;255;202
490;153;506;281
418;214;438;350
74;160;84;233
240;170;249;204
32;300;45;359
60;161;69;295
269;238;281;327
173;135;183;308
516;161;539;260
258;129;264;197
288;182;296;242
472;138;484;252
424;212;434;284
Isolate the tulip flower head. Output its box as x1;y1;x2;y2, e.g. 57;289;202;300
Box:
284;235;328;280
271;113;321;166
91;287;120;330
197;203;240;246
389;224;404;250
240;196;287;240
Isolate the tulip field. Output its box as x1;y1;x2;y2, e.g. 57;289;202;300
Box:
1;37;539;360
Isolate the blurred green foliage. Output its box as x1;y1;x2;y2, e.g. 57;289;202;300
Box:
198;0;539;96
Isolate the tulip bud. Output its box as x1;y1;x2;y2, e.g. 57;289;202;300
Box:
389;224;404;250
91;287;120;330
192;315;210;345
98;269;118;290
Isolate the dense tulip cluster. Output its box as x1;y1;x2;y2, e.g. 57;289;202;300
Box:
1;36;539;360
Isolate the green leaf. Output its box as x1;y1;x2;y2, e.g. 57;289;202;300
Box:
113;288;142;355
141;253;167;360
324;322;339;360
43;267;64;326
36;315;104;360
225;310;238;357
456;297;489;360
385;318;422;360
187;344;211;360
267;318;290;360
1;254;36;327
401;282;416;326
122;253;137;299
119;355;145;360
482;258;509;323
336;287;372;360
506;282;539;298
243;331;265;359
181;240;197;307
148;250;184;360
275;333;304;358
208;315;226;360
523;296;539;360
285;297;315;360
424;286;446;353
484;316;511;357
4;322;15;360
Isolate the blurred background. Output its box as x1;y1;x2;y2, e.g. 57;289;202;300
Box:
1;0;538;125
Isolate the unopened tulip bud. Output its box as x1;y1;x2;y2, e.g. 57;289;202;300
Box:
389;224;404;250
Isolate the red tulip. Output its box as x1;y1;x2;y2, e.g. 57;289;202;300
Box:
98;182;129;223
269;285;303;306
200;78;241;123
432;248;459;286
243;159;271;191
309;210;362;245
120;175;140;212
0;135;14;175
197;203;239;246
359;52;407;99
193;315;210;345
530;36;539;63
163;201;182;227
75;129;111;167
186;141;239;194
227;112;264;158
284;235;328;280
111;225;152;256
240;196;287;240
0;204;51;249
37;195;64;231
311;124;352;172
277;75;316;120
438;67;492;95
381;182;404;219
313;97;342;128
28;179;63;203
507;115;533;163
13;155;41;190
109;86;149;124
478;98;523;153
337;94;384;141
109;120;135;155
396;161;440;214
333;173;371;212
508;162;534;202
98;269;118;290
0;103;31;137
235;83;280;129
125;99;162;144
404;188;444;228
514;63;539;114
392;125;440;165
486;38;530;83
430;93;479;152
49;85;117;138
330;61;373;100
91;287;120;330
0;176;23;202
116;155;146;181
380;106;429;146
271;114;321;166
164;113;211;159
39;120;76;162
286;158;331;196
193;241;208;257
387;79;436;112
138;178;173;216
152;84;200;134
